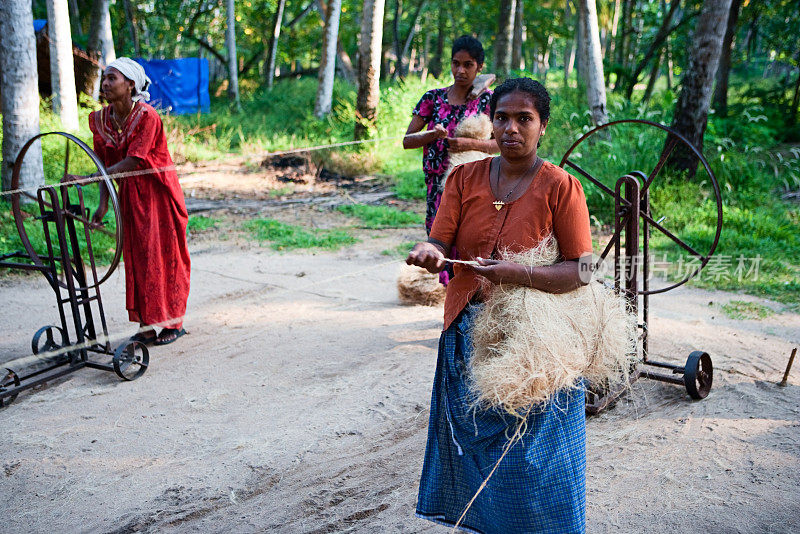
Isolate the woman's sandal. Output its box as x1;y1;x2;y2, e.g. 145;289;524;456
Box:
154;328;187;346
130;331;157;346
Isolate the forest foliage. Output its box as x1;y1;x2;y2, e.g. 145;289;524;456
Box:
4;0;800;306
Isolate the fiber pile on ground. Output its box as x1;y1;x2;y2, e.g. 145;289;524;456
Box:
397;264;446;306
470;236;638;416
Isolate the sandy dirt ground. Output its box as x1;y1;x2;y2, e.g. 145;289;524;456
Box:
1;167;799;533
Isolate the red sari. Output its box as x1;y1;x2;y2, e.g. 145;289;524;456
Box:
89;102;191;328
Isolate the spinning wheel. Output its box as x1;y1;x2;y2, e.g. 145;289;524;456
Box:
559;120;723;409
9;132;123;290
559;119;723;295
0;132;149;408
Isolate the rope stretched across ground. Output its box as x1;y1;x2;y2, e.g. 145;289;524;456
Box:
0;130;431;198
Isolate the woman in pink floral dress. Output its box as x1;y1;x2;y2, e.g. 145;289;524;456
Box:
403;36;497;284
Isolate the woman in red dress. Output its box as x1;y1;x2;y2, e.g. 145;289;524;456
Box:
87;58;191;346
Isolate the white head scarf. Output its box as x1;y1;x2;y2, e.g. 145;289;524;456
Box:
106;58;151;102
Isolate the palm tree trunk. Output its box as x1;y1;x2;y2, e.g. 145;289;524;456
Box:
511;0;525;71
225;0;240;108
46;0;79;131
494;0;516;77
122;0;141;57
712;0;742;117
314;0;342;118
266;0;287;89
578;0;608;125
88;0;116;98
667;0;733;176
0;0;44;191
355;0;386;140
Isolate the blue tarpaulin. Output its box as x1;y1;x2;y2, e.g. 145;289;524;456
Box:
133;58;210;115
33;19;47;33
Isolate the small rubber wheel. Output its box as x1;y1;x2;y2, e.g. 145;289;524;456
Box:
684;351;713;400
31;325;66;356
113;341;149;381
1;368;21;408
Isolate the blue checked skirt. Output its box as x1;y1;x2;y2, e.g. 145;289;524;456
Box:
416;305;586;534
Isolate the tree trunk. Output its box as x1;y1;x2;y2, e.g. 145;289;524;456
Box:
564;0;575;86
225;0;240;108
511;0;525;71
88;0;116;98
336;39;355;82
711;0;742;117
46;0;79;131
266;0;286;89
667;0;733;177
355;0;386;140
68;0;83;37
575;1;583;82
641;49;663;103
616;0;631;69
606;0;621;87
540;34;553;80
0;0;44;191
392;0;402;78
420;30;430;80
397;0;428;78
624;0;681;100
578;0;608;126
665;38;674;89
122;0;141;57
430;6;445;78
494;0;516;77
791;63;800;125
314;0;341;118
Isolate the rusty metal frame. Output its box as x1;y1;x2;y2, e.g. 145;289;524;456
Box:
1;134;148;408
559;120;720;413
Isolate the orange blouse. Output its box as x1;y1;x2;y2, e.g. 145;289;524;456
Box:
429;157;593;330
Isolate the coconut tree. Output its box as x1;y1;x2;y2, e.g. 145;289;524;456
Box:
266;0;287;89
494;0;516;77
577;0;608;126
0;0;44;191
225;0;240;109
667;0;733;176
88;0;116;98
314;0;342;118
354;0;386;140
46;0;80;131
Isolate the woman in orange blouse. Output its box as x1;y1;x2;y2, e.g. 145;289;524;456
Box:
407;78;593;533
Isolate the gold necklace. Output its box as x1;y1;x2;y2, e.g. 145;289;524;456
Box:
111;102;136;132
492;157;543;210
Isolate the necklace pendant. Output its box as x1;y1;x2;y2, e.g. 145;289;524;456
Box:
493;201;504;210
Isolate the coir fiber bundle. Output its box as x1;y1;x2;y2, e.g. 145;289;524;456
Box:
469;236;637;417
397;264;446;306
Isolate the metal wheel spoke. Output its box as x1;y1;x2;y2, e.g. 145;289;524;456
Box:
642;212;704;259
640;136;678;198
563;159;631;205
596;210;632;266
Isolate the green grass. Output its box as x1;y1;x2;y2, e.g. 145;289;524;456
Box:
721;300;776;320
1;77;797;309
336;203;423;228
381;241;418;257
187;215;220;235
243;218;357;251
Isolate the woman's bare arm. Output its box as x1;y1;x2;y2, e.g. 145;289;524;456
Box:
447;137;499;153
468;255;593;293
403;115;447;149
